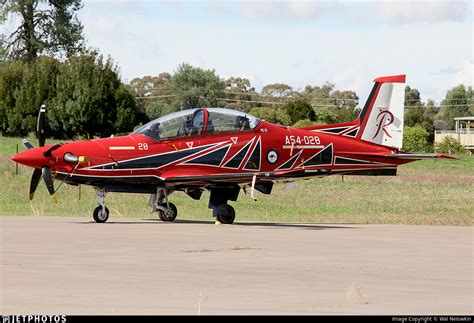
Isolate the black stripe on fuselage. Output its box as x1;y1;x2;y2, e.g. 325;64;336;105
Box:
303;144;333;166
223;139;254;169
93;145;215;170
182;144;231;166
243;138;261;170
316;126;351;134
276;150;302;170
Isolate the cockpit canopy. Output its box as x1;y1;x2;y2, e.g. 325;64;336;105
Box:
133;108;260;141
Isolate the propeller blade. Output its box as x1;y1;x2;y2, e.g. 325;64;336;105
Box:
37;105;46;147
23;139;34;150
41;166;57;203
29;168;42;200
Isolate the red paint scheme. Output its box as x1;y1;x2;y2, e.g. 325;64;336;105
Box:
11;74;451;211
12;115;410;184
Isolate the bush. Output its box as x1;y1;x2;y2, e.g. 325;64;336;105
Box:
403;126;430;152
435;136;466;154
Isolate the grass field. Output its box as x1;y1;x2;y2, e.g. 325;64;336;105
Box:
1;136;473;225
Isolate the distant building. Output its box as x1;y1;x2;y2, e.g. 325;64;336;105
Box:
435;117;473;153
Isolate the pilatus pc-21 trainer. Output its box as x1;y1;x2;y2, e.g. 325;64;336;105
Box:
12;75;452;224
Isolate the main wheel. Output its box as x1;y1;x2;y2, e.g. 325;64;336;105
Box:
217;205;235;224
158;202;178;222
93;206;109;223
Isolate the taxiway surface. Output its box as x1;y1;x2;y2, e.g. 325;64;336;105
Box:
0;216;472;314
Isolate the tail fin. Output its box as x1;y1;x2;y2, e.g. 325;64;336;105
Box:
358;75;406;149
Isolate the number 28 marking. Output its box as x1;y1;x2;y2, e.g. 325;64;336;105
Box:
138;143;148;150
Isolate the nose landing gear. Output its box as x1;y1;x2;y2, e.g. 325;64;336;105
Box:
93;188;109;223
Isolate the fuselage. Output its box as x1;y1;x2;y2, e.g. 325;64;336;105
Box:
12;117;409;194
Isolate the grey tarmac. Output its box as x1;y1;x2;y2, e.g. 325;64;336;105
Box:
0;216;472;315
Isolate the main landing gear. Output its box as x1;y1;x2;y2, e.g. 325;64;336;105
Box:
90;186;240;225
149;189;178;222
215;205;235;224
209;186;239;225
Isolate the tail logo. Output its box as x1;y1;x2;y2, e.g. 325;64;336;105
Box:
372;110;394;139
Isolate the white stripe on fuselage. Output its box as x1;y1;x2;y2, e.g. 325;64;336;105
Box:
282;145;324;149
109;146;136;150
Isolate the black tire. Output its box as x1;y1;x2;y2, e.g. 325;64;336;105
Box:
93;206;109;223
158;202;178;222
217;205;235;224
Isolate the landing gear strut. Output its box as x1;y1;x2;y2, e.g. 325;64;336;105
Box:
93;188;109;223
150;188;178;222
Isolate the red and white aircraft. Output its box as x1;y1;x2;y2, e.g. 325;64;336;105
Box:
12;74;452;224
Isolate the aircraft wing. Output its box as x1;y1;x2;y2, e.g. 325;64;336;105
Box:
382;153;456;160
339;151;456;160
159;169;307;185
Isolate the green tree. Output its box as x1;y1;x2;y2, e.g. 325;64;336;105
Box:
329;90;359;122
284;98;315;124
261;83;294;98
1;0;85;61
129;73;171;98
0;35;7;62
292;119;322;128
145;101;174;120
218;77;256;112
129;73;172;118
114;84;138;134
170;63;224;110
404;86;438;142
436;84;473;129
302;82;333;100
49;53;135;139
302;82;359;123
403;126;430;152
314;107;338;124
10;56;59;135
0;60;25;133
249;107;291;125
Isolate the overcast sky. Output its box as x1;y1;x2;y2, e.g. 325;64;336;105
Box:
79;0;473;104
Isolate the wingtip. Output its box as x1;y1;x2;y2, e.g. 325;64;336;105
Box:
29;193;35;200
436;154;458;160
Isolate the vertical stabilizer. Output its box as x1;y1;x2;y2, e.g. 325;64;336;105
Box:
358;75;406;149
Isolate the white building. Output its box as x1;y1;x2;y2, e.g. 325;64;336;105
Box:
434;117;474;153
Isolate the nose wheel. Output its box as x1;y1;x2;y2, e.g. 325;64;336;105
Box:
93;188;109;223
93;205;109;223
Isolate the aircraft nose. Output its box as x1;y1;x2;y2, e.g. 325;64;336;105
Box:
11;148;49;168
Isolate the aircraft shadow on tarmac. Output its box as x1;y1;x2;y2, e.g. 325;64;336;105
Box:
75;218;353;230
